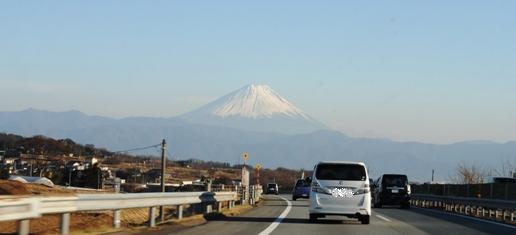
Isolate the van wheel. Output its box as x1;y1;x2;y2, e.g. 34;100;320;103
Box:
360;215;370;224
292;196;297;201
309;214;318;223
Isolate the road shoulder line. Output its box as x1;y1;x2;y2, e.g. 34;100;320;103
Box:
258;196;292;235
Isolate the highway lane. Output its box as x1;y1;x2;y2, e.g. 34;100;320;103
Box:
158;194;516;235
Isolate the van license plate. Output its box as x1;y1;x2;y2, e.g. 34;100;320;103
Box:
331;188;354;198
391;189;399;193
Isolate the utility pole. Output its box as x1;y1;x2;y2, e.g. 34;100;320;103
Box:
431;169;435;183
160;139;167;222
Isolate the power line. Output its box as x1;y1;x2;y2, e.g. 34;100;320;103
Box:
112;144;161;154
166;149;174;161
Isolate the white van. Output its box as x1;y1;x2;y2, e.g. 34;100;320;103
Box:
309;161;371;224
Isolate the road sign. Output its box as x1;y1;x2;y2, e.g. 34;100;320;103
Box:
255;163;262;170
242;152;249;161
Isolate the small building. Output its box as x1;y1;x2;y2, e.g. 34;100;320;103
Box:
9;175;55;187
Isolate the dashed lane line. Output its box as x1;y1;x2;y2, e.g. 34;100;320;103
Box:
375;214;392;222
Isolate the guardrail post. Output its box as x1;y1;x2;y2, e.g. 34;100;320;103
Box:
189;204;196;216
495;210;500;220
229;200;234;209
206;203;213;214
149;207;156;227
511;211;514;222
177;205;183;220
113;210;121;229
60;213;71;235
18;219;30;235
217;202;222;212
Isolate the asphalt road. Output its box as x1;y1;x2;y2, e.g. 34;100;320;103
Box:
157;194;516;235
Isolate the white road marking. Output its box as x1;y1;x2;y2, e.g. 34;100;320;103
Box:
258;196;292;235
375;214;392;222
415;207;516;229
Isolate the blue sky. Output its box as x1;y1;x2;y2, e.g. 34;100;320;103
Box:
1;1;515;144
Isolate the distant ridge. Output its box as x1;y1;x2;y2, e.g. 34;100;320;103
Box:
1;88;515;181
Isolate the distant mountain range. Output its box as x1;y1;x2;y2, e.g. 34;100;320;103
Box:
1;85;515;182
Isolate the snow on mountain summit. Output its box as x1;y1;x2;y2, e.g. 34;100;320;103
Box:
211;84;309;119
180;84;327;134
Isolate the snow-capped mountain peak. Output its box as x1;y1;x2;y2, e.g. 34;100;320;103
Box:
180;84;327;134
210;84;309;119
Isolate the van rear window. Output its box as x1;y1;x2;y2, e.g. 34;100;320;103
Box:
382;175;408;187
295;180;310;187
315;164;366;181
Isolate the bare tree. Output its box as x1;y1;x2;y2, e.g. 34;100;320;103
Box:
490;158;516;177
451;163;486;184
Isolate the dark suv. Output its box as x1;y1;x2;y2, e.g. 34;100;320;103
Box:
266;183;279;195
372;174;411;209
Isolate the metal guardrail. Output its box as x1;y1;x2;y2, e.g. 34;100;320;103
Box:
411;194;516;224
0;198;40;221
0;191;237;235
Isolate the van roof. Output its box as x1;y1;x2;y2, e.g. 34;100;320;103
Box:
316;161;366;166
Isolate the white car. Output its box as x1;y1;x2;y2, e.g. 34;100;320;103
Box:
309;161;371;224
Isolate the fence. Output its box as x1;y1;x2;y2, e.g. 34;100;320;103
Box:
211;184;239;192
411;194;516;224
411;183;516;201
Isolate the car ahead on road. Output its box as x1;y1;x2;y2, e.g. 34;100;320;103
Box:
309;161;371;224
265;183;279;195
292;178;311;200
373;174;411;209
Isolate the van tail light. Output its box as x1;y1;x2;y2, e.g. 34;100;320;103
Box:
311;181;331;195
354;187;370;195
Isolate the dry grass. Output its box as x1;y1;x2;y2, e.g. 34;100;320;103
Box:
0;212;113;235
0;179;75;196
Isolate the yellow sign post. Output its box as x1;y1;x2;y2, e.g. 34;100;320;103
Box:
255;163;262;185
242;152;249;165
